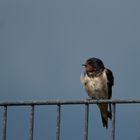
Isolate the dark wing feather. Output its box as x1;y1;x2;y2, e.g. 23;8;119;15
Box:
105;68;114;99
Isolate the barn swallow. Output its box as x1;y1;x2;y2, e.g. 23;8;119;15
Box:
81;57;114;128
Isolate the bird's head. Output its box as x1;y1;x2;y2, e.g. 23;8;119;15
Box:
82;57;105;73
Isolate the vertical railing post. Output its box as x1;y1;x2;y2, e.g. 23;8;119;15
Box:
56;104;61;140
111;103;116;140
2;106;7;140
139;121;140;140
29;105;35;140
84;104;89;140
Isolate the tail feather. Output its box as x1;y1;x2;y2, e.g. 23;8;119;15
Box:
98;103;112;128
100;112;108;128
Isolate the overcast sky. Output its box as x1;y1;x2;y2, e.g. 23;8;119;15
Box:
0;0;140;140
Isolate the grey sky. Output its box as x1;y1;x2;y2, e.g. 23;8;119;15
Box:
0;0;140;139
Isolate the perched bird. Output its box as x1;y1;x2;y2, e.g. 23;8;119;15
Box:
81;57;114;128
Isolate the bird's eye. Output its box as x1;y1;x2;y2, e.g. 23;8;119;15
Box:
87;61;92;65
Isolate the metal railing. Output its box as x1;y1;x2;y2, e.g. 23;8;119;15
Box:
0;99;140;140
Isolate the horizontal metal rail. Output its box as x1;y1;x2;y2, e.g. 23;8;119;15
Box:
0;99;140;106
0;99;140;140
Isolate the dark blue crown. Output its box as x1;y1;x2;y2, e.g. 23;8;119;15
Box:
87;57;105;71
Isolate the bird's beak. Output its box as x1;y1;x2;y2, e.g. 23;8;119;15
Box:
82;64;86;66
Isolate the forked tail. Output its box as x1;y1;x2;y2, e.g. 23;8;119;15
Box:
98;103;112;128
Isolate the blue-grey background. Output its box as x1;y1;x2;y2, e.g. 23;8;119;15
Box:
0;0;140;140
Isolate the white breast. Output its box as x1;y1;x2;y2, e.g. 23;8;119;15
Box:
81;71;108;99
